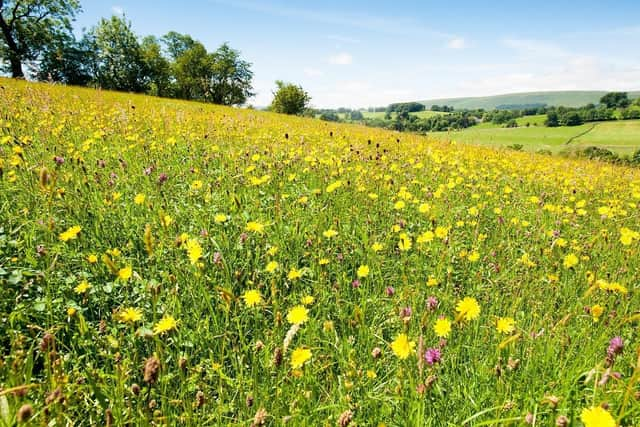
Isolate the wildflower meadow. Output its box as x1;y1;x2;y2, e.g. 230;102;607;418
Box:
0;78;639;426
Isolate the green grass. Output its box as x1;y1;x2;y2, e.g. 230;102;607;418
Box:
1;78;640;426
432;119;640;155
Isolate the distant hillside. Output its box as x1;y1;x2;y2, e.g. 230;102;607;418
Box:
419;91;640;110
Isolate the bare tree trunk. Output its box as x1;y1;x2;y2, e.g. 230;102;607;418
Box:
0;11;24;78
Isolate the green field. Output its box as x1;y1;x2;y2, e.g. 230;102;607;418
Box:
419;90;640;110
431;119;640;155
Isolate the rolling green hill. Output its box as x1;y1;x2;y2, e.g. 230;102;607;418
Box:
419;91;640;110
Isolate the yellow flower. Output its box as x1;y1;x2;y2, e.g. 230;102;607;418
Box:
394;200;405;210
265;260;279;273
290;347;312;369
371;242;383;252
134;193;146;205
118;266;133;281
323;229;338;238
287;305;309;325
427;276;439;287
417;231;434;244
390;333;415;359
397;233;412;251
87;254;98;264
74;280;91;294
318;258;330;265
153;315;178;334
301;295;315;305
67;307;77;317
246;221;265;234
214;213;228;224
326;180;342;193
185;238;203;265
580;406;616;427
563;253;579;269
243;290;263;307
591;304;604;322
434;317;452;338
357;265;370;278
266;246;278;256
287;268;302;281
118;307;143;323
161;214;173;227
59;225;81;242
418;203;430;213
190;180;203;190
496;317;516;334
467;250;480;262
435;226;449;239
456;297;481;321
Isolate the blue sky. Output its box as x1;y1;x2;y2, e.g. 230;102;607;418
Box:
74;0;640;108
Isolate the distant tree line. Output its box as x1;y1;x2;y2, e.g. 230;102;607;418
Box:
544;93;640;127
1;1;255;105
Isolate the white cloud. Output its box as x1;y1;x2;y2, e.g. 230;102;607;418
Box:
303;67;324;77
112;6;124;15
329;52;353;65
447;37;466;49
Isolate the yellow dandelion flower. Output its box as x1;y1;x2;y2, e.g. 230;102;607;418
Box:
398;233;412;251
371;242;383;252
118;307;143;323
357;265;370;278
496;317;516;334
153;315;178;334
246;221;265;234
591;304;604;322
390;333;415;359
214;213;228;224
265;260;279;273
59;225;81;242
287;268;302;280
580;406;616;427
118;266;133;281
326;180;342;193
435;226;448;239
287;305;309;325
74;280;91;294
290;347;312;369
323;229;338;238
134;193;146;205
434;317;452;338
242;290;263;307
456;297;481;321
87;254;98;264
563;253;579;269
185;238;203;265
301;295;315;305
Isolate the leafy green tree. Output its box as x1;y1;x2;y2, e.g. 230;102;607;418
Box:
171;40;212;100
140;35;171;97
161;31;196;60
207;42;254;105
600;92;630;108
88;15;147;92
36;32;92;84
545;111;559;127
0;0;80;78
270;80;310;115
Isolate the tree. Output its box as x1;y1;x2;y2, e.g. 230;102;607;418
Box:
0;0;80;78
270;80;310;115
545;111;559;127
88;15;147;92
207;42;254;105
36;31;93;85
161;31;196;61
140;36;171;97
600;92;630;108
171;40;212;100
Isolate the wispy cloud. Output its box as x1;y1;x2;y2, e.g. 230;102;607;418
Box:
303;67;324;77
111;5;124;15
208;0;455;40
446;37;466;49
328;52;353;65
327;35;361;44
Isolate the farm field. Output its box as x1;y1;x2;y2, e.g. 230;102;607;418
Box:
1;78;640;426
431;119;640;155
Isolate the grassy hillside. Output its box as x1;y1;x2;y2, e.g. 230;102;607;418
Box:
431;119;640;155
1;78;640;426
419;90;640;110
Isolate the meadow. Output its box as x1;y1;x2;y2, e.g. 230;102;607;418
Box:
1;78;639;426
431;119;640;155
